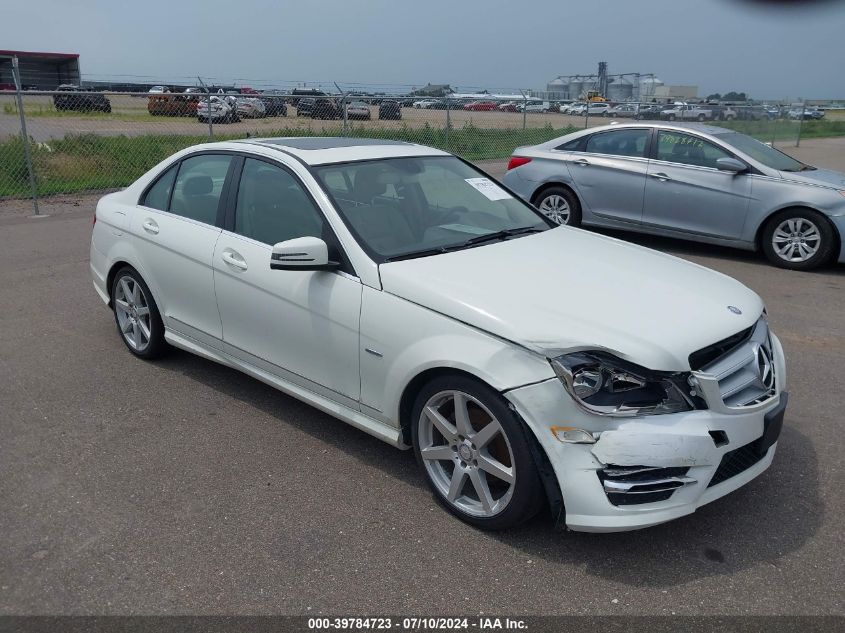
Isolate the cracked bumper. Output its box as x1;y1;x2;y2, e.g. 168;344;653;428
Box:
505;368;786;533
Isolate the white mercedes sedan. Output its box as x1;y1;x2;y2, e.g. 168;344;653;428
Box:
90;137;788;532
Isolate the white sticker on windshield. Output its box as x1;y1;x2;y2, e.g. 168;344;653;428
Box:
464;177;512;201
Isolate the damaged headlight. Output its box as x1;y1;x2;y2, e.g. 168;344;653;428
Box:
550;351;697;417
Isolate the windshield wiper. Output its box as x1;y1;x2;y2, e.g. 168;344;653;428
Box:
383;226;546;262
384;247;451;262
799;164;817;171
461;226;546;247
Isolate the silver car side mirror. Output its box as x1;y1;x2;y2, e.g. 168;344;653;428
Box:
270;236;340;271
716;157;748;173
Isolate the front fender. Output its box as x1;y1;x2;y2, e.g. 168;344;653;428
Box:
359;286;555;426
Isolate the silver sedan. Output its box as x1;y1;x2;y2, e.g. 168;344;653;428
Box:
503;122;845;270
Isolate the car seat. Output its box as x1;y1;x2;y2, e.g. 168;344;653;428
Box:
179;175;218;224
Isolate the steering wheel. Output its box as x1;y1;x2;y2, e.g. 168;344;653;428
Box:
441;206;469;224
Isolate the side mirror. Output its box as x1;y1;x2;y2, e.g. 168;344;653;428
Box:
270;236;340;271
716;157;748;173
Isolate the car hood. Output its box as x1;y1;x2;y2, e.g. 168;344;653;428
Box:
778;167;845;189
379;228;763;371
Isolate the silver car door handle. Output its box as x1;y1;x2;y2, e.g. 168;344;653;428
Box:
221;249;248;271
650;172;671;181
572;158;590;166
142;219;159;234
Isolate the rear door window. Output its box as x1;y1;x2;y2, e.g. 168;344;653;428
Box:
168;154;233;225
584;128;650;158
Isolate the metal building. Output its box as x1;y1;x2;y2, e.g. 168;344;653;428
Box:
0;50;80;89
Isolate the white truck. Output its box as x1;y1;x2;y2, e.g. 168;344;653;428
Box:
660;102;713;121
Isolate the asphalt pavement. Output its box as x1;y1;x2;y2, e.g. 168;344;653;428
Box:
0;169;843;616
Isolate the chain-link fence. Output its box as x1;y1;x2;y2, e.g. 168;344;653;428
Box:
2;84;843;210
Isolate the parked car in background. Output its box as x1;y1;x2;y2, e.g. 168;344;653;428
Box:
148;85;169;94
53;85;112;113
762;105;783;119
498;101;519;112
607;103;639;118
296;97;316;117
196;95;240;123
413;99;439;109
148;93;198;117
661;103;713;121
464;100;497;111
788;107;824;120
518;100;550;113
429;98;460;110
259;91;288;117
235;97;266;119
565;103;588;115
504;122;845;270
707;104;739;121
346;101;372;120
734;105;769;121
586;102;611;116
378;100;402;120
290;88;328;106
311;98;342;119
630;104;661;120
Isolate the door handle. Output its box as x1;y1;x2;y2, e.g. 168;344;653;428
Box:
221;249;248;271
142;219;159;234
572;158;590;166
650;172;671;181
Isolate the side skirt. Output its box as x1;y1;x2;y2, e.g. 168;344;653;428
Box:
164;329;408;449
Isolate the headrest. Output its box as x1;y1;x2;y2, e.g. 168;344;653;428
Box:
183;175;213;196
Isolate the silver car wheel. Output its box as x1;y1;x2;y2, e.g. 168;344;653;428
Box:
772;218;821;263
538;194;571;225
114;275;152;352
418;390;516;518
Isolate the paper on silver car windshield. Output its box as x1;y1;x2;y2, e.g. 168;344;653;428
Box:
464;177;511;201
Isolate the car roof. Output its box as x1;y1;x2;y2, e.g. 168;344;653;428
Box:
531;121;736;151
230;136;451;165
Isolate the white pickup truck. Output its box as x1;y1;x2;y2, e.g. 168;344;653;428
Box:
660;102;713;121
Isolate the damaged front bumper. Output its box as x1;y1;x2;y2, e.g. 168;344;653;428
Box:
505;349;788;533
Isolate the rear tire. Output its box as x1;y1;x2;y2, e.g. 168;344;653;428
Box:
532;186;581;226
411;374;545;530
761;208;835;270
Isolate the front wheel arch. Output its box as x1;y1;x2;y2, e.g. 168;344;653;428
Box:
756;206;839;268
755;206;838;252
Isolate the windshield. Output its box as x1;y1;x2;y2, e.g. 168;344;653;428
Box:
714;131;807;171
314;156;550;262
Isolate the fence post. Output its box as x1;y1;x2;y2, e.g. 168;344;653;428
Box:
445;98;451;151
11;56;40;216
197;77;213;140
335;83;348;136
795;102;804;148
521;91;527;131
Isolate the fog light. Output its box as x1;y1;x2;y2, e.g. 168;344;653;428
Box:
550;426;596;444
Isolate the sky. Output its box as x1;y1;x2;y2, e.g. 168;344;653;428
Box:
2;0;845;99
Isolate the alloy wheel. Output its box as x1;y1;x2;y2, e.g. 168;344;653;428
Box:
418;390;516;518
538;194;571;224
772;218;821;263
114;275;152;352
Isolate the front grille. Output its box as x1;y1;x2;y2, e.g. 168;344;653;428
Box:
689;325;754;371
694;318;777;409
708;441;766;487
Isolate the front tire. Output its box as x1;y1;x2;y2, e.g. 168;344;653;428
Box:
532;186;581;226
761;209;835;270
111;268;167;359
411;375;545;530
